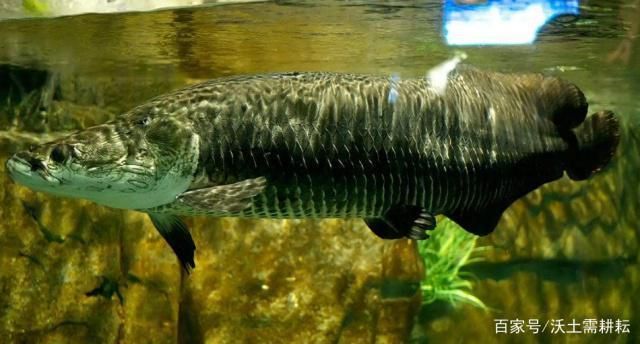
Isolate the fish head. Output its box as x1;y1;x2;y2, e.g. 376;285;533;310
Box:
6;113;200;210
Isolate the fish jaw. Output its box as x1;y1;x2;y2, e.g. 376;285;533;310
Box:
6;153;64;193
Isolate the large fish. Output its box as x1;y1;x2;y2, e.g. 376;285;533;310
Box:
5;65;620;271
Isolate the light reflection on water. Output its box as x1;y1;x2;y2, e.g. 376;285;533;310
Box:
0;1;635;96
443;0;580;45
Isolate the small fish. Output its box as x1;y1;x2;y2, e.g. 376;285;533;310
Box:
5;66;620;271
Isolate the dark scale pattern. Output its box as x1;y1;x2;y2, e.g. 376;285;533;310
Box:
141;67;583;220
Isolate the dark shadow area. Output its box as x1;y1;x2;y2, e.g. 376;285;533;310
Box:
463;256;636;283
178;288;205;344
380;280;421;299
0;64;60;131
0;64;50;104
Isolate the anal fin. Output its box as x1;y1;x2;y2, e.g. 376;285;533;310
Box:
365;205;436;240
447;206;506;236
148;213;196;272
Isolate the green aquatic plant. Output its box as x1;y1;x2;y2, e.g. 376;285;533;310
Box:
417;218;487;310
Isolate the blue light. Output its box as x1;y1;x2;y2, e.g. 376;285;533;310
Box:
443;0;580;45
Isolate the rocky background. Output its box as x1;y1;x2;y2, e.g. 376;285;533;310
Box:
1;1;639;343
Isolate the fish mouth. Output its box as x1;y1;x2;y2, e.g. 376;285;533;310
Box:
6;154;61;185
5;155;31;176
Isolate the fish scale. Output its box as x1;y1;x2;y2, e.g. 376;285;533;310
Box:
143;71;561;220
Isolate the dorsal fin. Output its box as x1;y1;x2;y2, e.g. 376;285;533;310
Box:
542;78;588;130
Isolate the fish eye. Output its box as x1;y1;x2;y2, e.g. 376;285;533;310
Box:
50;144;71;164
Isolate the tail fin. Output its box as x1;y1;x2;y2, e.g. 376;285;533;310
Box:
565;110;620;181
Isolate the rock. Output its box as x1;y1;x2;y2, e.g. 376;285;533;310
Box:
179;219;423;342
415;262;639;343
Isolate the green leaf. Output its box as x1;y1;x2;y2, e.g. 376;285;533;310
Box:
416;218;487;310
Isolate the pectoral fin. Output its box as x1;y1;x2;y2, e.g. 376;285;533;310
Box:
365;205;436;240
174;177;267;214
148;213;196;272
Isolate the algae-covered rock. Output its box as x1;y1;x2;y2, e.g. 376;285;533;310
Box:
180;219;423;343
415;264;639;343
